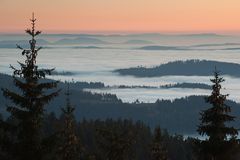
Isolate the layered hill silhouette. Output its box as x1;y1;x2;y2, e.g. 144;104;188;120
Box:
123;39;154;45
54;37;109;45
0;39;49;48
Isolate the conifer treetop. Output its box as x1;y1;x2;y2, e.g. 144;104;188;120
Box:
197;68;239;159
62;83;75;115
11;13;53;79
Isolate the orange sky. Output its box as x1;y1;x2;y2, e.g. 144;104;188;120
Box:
1;0;240;34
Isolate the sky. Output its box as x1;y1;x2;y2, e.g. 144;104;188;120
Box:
1;0;240;34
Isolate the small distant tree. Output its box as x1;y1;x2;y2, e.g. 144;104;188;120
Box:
197;69;239;160
57;84;80;160
1;13;59;160
150;127;168;160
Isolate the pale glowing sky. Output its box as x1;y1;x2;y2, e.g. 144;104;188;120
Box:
1;0;240;34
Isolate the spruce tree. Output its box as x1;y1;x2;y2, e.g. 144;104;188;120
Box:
197;69;239;160
1;13;59;160
57;84;80;160
150;127;168;160
97;126;135;160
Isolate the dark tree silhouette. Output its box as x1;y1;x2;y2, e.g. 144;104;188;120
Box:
97;126;136;160
197;69;239;160
1;13;59;160
150;127;168;160
57;84;80;160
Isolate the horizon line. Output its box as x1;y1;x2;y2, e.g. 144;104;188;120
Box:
0;31;239;36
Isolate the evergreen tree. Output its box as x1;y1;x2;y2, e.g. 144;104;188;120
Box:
150;127;168;160
97;125;135;160
1;13;59;160
57;84;80;160
197;69;239;160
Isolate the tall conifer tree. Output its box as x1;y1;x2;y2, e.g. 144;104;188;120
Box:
97;126;135;160
1;13;59;160
57;84;80;160
150;127;168;160
197;69;239;160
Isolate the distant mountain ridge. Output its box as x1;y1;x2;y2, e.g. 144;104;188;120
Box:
1;33;239;48
54;36;109;45
192;43;240;47
0;39;49;48
123;39;154;44
137;43;240;50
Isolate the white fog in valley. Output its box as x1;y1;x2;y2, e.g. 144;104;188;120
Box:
1;34;240;103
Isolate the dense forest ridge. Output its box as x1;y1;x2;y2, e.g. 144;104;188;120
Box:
104;83;211;90
114;59;240;77
0;73;238;134
160;82;211;89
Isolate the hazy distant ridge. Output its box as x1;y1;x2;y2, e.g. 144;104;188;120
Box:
54;36;109;45
0;39;49;48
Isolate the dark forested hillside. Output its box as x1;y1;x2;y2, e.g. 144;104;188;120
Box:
1;73;240;134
